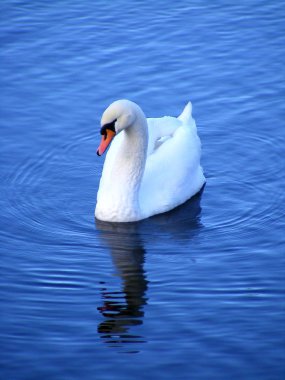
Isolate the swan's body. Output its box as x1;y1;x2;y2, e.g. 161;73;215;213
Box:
95;100;205;222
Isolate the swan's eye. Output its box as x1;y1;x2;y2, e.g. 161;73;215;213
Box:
100;119;117;140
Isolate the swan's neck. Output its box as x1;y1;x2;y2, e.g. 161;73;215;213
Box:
98;114;148;222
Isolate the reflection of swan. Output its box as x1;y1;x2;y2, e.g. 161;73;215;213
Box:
95;189;204;351
95;99;205;222
96;221;148;348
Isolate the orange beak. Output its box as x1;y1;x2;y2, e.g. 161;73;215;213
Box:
97;129;116;156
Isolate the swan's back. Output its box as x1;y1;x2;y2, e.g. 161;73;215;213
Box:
140;102;205;218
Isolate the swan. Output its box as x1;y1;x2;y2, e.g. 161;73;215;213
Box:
95;99;205;222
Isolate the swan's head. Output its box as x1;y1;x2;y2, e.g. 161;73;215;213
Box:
97;99;139;156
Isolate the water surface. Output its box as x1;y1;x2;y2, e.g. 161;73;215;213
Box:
1;1;285;379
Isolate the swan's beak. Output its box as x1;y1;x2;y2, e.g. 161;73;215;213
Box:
97;129;116;156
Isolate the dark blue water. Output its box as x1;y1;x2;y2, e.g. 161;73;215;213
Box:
1;1;284;379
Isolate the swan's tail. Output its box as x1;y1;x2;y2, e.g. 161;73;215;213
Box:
177;102;192;124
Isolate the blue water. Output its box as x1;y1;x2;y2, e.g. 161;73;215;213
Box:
1;1;285;379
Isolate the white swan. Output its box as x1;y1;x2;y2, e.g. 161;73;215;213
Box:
95;99;205;222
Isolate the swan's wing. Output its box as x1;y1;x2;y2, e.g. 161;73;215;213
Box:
140;116;205;218
146;116;182;155
146;102;193;156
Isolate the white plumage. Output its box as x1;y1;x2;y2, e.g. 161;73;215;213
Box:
95;99;205;222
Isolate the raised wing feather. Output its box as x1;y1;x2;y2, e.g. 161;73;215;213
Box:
140;108;205;218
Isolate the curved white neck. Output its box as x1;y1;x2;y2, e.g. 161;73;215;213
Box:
97;113;148;222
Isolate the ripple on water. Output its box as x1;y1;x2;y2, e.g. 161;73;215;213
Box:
202;129;285;238
5;131;97;246
4;123;284;250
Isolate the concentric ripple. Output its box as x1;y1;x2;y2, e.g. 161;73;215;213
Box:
3;131;97;247
201;129;285;238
